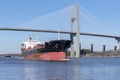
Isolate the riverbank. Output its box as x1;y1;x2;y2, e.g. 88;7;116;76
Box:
82;52;120;57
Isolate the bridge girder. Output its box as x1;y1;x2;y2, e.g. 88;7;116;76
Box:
0;27;120;39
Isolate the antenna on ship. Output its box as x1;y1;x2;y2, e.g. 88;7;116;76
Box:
28;33;36;41
28;33;31;41
57;29;61;40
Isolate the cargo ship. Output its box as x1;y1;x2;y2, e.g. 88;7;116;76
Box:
21;37;71;61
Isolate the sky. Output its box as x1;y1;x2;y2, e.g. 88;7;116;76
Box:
0;0;120;53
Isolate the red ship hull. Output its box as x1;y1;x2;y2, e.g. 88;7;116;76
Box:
24;52;66;61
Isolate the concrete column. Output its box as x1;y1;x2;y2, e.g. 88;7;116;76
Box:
117;40;120;51
76;4;80;58
70;5;74;57
114;46;117;51
80;43;81;51
103;45;106;52
91;44;94;53
70;35;74;57
115;38;120;51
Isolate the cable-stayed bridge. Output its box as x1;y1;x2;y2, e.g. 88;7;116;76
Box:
0;4;119;58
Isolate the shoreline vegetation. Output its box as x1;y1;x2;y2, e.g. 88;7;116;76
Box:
68;49;120;57
82;52;120;57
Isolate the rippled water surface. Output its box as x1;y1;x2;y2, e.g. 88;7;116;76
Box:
0;57;120;80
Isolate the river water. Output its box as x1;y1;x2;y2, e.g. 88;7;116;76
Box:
0;57;120;80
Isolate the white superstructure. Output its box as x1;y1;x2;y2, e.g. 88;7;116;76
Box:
21;37;44;50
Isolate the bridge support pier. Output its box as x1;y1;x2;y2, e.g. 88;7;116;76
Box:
70;34;74;57
103;45;106;52
91;44;94;53
114;46;117;51
117;40;120;51
116;38;120;51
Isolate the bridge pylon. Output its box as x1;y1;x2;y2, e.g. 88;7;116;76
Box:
70;4;80;58
70;5;74;57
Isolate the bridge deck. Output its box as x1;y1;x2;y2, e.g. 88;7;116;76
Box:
0;27;119;39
